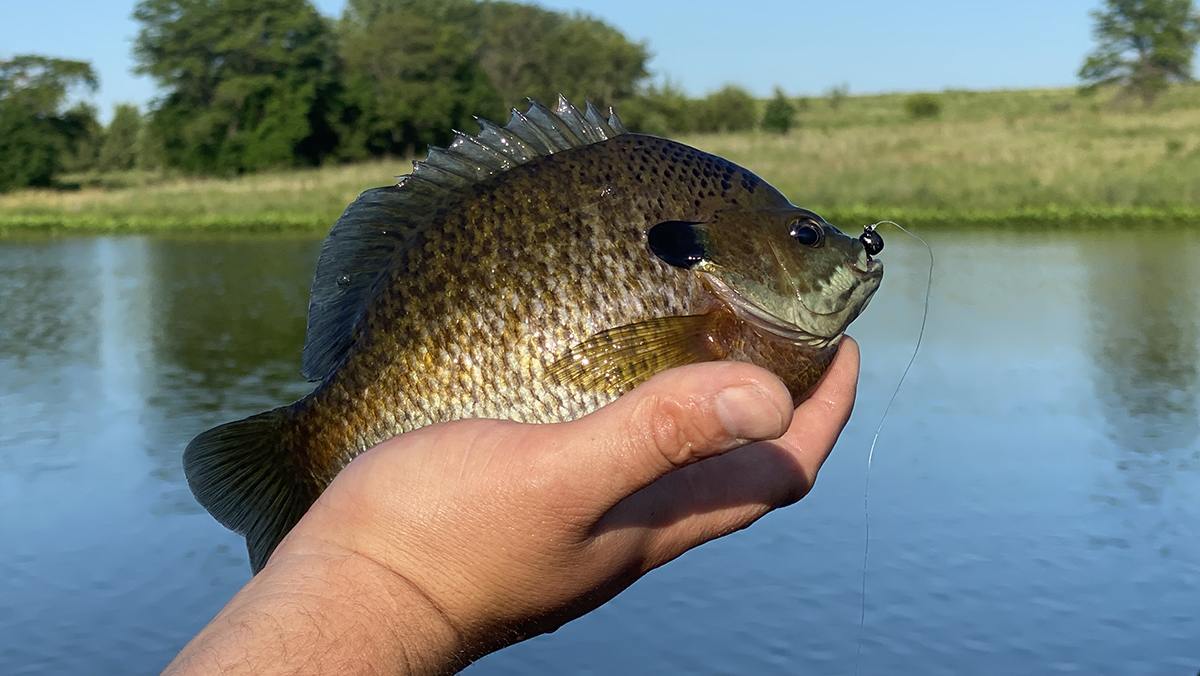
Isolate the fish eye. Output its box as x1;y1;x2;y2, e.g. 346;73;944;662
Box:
789;219;825;247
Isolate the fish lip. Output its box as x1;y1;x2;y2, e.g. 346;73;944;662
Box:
850;257;884;277
700;273;836;347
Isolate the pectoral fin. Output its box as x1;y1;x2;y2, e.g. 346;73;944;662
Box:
546;311;736;396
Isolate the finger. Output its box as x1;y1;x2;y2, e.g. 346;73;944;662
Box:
596;337;861;568
776;335;860;481
534;360;795;509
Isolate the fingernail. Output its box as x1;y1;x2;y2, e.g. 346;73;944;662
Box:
716;385;784;441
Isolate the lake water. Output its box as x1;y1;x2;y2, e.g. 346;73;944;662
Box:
1;230;1198;675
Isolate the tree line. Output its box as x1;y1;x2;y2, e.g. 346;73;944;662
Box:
0;0;799;192
2;0;1197;192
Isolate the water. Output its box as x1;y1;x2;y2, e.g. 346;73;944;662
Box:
1;230;1197;675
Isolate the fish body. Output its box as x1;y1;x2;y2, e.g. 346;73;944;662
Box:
185;98;883;572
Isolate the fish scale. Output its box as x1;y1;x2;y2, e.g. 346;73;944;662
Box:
312;140;701;435
184;98;883;573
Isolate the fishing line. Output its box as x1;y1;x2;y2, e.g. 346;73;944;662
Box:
853;221;933;675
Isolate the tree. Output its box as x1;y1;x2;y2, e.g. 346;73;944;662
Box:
1079;0;1200;105
136;121;168;171
454;1;649;111
335;0;649;157
58;102;103;174
761;87;797;135
133;0;339;173
0;55;98;191
99;104;143;172
692;85;757;134
529;12;649;109
345;0;651;118
618;79;692;136
337;1;503;158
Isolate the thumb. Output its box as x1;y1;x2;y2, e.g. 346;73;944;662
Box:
543;361;795;508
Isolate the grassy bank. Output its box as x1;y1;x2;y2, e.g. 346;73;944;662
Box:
0;161;394;235
4;86;1200;234
684;86;1200;217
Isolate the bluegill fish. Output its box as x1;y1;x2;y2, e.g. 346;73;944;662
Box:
184;97;884;573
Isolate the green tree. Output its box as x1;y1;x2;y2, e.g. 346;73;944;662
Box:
618;79;691;136
1079;0;1200;105
456;0;562;109
451;0;648;110
521;11;649;109
344;0;650;116
761;87;796;134
133;0;339;173
99;104;143;171
692;85;757;133
337;2;503;158
0;55;98;191
136;122;168;171
58;103;104;174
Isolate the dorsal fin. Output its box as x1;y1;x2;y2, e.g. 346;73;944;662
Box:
301;97;628;382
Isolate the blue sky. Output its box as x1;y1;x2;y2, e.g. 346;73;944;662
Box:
1;0;1102;121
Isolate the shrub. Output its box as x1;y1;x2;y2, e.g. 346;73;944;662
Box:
761;87;797;134
826;83;849;110
619;80;691;136
904;93;943;119
692;84;757;133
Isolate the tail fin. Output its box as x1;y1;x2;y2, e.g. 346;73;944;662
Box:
183;407;320;574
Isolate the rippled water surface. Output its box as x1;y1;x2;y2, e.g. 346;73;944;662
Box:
1;230;1198;675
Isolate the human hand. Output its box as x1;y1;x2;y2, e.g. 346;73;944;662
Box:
165;338;859;675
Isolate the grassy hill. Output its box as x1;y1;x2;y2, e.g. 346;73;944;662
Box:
4;85;1200;234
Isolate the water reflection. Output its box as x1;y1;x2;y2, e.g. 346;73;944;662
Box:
138;236;320;511
0;236;321;506
1080;231;1200;505
0;240;106;478
0;240;103;365
143;237;318;409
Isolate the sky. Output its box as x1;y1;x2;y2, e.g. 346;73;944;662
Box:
0;0;1103;122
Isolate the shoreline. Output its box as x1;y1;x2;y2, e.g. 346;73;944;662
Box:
3;206;1198;236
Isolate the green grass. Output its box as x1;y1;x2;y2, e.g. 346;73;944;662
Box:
4;85;1200;234
681;85;1200;218
0;160;399;236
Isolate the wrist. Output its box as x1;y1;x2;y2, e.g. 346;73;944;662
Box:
165;536;470;676
266;537;472;676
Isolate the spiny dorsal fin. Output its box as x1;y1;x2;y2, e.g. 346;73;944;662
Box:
301;97;627;382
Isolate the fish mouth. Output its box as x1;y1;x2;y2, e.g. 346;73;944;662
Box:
700;273;836;348
850;256;884;278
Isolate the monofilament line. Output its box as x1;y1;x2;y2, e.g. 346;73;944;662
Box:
853;221;933;675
